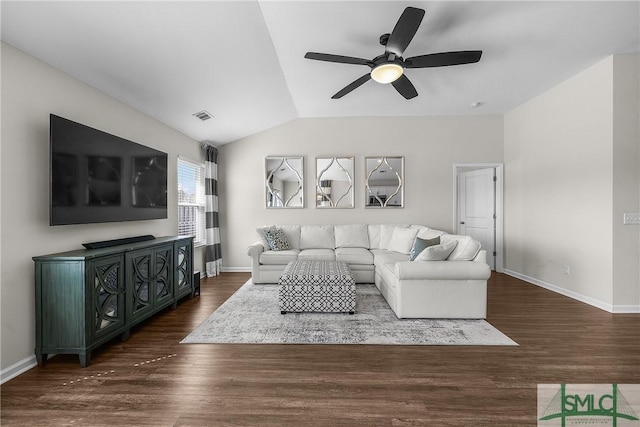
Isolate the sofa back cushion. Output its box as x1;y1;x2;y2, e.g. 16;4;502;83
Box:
335;224;369;248
442;235;481;260
380;224;409;250
388;227;419;255
367;224;381;249
415;227;447;240
279;225;301;249
300;225;335;249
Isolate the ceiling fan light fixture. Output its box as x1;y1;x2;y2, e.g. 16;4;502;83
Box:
370;63;404;84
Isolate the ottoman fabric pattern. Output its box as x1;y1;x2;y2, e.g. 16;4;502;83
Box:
279;261;356;313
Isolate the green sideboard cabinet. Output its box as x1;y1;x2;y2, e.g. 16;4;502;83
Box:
33;236;194;368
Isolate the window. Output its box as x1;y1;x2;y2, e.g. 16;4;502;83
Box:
177;157;205;246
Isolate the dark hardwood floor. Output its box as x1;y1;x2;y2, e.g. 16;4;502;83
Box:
2;272;638;426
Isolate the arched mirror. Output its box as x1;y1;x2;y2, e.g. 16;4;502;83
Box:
316;157;354;208
265;156;304;208
365;156;404;208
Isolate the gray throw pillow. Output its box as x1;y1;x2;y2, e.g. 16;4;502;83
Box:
409;236;440;261
265;228;291;251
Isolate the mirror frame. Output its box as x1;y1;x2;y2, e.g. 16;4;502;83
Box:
365;156;404;208
265;156;304;209
315;156;355;209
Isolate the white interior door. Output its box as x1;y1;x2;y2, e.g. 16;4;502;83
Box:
458;168;496;270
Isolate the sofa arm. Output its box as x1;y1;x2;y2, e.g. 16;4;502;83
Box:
395;260;491;281
247;241;266;258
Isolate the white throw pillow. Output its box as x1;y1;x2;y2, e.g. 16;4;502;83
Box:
414;240;458;261
300;225;335;249
388;227;419;255
335;224;369;248
441;235;482;260
380;224;408;250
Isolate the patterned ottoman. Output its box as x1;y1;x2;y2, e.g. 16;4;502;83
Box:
278;260;356;314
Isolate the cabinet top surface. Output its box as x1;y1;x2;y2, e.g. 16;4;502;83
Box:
33;236;193;261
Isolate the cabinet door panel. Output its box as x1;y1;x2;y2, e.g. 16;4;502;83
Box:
175;241;193;298
128;249;153;321
91;255;125;339
154;246;173;307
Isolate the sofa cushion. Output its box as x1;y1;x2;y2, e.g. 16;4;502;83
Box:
416;227;447;240
279;225;301;249
388;227;419;255
259;249;300;265
298;248;336;261
265;228;291;251
414;240;457;261
335;247;374;265
373;250;410;269
442;235;481;261
367;224;381;249
300;225;335;249
335;224;369;248
409;236;440;261
380;224;409;250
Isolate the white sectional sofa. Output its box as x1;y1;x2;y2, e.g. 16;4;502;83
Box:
247;224;491;319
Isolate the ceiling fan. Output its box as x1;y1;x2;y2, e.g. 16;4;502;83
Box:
304;6;482;100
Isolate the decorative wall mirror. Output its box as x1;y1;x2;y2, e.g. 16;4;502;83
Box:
265;156;304;208
365;156;404;208
316;157;354;208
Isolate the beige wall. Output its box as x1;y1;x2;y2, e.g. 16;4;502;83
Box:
0;43;204;372
219;115;504;268
504;54;640;311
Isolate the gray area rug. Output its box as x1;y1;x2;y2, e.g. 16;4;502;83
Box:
181;280;518;346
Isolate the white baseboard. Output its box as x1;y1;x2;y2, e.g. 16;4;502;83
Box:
1;354;38;384
611;305;640;314
503;269;640;313
221;267;251;273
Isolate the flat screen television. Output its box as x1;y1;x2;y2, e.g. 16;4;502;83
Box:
50;114;168;226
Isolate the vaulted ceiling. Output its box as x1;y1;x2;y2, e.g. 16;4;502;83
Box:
2;1;638;144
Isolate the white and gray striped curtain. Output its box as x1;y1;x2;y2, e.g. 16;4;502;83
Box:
204;144;222;276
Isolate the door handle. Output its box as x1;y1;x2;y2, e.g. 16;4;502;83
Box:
460;221;465;224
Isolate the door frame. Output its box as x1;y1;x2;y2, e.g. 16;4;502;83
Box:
452;163;504;273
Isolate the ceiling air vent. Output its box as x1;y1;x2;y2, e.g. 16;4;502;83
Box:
192;110;213;121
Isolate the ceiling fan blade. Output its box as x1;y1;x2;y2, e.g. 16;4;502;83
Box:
305;52;372;66
385;7;425;57
332;74;372;99
404;51;483;68
391;74;418;99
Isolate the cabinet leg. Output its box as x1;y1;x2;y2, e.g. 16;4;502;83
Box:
121;329;130;341
79;351;90;368
36;352;47;367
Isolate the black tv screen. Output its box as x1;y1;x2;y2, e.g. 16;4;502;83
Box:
50;114;168;226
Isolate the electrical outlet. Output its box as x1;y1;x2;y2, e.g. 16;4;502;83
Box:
563;265;570;275
623;213;640;225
